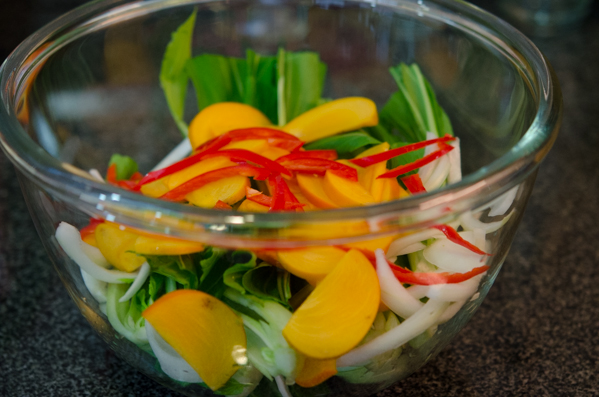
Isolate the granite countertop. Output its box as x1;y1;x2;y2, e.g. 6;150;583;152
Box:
1;1;598;396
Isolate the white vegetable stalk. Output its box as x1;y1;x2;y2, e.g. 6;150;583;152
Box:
447;137;462;184
145;321;203;383
487;186;518;217
422;155;450;191
55;222;137;283
375;249;423;318
151;138;192;171
337;299;450;367
386;229;444;260
417;132;438;183
119;262;151;303
459;210;512;234
88;168;105;182
422;234;485;273
275;376;293;397
80;269;107;303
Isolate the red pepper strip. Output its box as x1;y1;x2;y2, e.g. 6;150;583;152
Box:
377;142;454;179
277;158;358;182
401;174;427;194
246;187;305;210
432;224;490;256
194;128;303;153
160;165;271;202
213;200;233;210
106;164;118;184
201;149;292;177
80;218;105;240
350;135;455;167
268;175;288;211
134;137;231;189
275;150;338;162
273;176;304;212
267;138;304;152
338;246;489;285
390;264;490;285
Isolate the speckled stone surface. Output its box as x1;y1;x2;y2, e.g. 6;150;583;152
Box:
1;1;599;396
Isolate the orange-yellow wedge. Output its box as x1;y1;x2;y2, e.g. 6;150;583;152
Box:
282;97;378;142
322;171;376;207
189;102;272;149
295;357;338;388
142;290;247;390
296;174;338;209
260;146;290;161
140;177;170;198
167;156;237;190
95;223;146;272
277;246;347;286
186;176;249;208
221;139;269;152
343;235;396;252
238;199;270;212
282;249;380;359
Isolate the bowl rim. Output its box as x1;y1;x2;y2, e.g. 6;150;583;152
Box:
0;0;562;244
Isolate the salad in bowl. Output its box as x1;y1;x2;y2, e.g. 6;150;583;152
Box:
0;0;560;396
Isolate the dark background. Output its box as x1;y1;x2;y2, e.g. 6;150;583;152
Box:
1;1;598;396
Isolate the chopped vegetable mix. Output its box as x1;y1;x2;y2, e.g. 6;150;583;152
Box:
53;11;516;397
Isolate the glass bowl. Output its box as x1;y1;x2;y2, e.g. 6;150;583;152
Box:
0;0;561;396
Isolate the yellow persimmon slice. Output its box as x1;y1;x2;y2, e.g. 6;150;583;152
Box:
140;177;170;198
237;199;270;212
380;177;408;202
221;139;269;152
277;246;347;286
343;235;397;252
260;146;290;161
189;102;272;149
282;249;380;359
296;174;338;209
285;179;317;211
167;156;237;190
95;223;146;272
186;176;249;208
295;357;338;388
282;97;378;142
134;235;204;256
355;143;390;199
323;171;376;207
142;290;247;390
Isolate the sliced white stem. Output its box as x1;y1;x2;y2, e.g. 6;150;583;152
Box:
151;138;192;171
406;284;429;300
80;242;111;268
422;155;450;192
447;137;462;184
437;300;467;324
484;186;518;217
417;132;438;182
119;262;151;302
80;269;107;303
88;168;105;182
423;235;485;273
56;222;137;283
392;242;426;257
459;210;512;234
275;375;293;397
145;321;203;383
376;249;423;318
386;229;444;259
337;299;449;367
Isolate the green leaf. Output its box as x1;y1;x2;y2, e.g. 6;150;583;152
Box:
108;154;138;180
223;251;258;294
304;131;381;158
196;247;229;298
144;255;199;290
241;265;291;307
377;63;453;143
159;11;195;136
277;49;326;125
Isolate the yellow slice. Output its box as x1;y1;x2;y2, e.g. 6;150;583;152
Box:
167;156;237;190
282;249;380;359
143;290;247;390
186;176;249;208
295;357;338;388
189;102;272;149
238;199;270;212
296;174;338;209
134;235;204;256
323;171;376;207
94;223;146;272
140;177;170;198
277;246;347;286
282;97;378;142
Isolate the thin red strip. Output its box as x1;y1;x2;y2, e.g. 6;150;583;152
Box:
432;224;490;256
401;174;427;194
377;142;454;179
